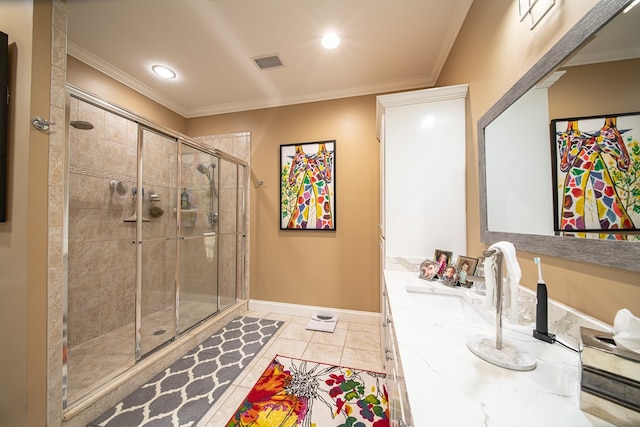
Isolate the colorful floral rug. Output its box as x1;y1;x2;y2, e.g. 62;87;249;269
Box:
226;355;389;426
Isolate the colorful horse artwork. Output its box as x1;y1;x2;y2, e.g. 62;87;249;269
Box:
556;116;636;240
281;141;335;229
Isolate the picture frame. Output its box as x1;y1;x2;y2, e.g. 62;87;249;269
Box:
418;260;439;281
440;264;458;286
433;249;453;275
280;140;336;230
456;256;479;287
551;113;640;238
0;31;7;222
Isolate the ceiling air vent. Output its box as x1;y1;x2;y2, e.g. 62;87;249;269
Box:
252;54;284;70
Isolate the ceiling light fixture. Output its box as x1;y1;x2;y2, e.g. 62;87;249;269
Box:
321;33;340;49
151;64;176;79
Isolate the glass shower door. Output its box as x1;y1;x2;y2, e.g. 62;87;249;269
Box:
217;157;242;309
178;144;219;333
138;127;178;357
65;97;138;404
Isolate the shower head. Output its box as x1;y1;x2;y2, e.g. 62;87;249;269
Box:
197;163;211;179
70;120;94;130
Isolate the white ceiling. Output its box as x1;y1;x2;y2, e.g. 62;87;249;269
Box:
67;0;474;118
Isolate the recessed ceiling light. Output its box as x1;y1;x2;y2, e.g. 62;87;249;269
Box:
152;64;176;79
321;33;340;49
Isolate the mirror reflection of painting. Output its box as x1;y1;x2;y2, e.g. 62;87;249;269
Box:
419;260;439;281
434;249;453;275
553;113;640;240
280;140;336;230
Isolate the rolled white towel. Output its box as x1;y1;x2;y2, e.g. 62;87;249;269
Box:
483;241;521;323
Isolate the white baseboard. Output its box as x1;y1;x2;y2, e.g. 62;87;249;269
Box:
248;299;381;325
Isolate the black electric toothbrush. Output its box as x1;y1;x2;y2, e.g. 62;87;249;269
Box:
533;257;555;343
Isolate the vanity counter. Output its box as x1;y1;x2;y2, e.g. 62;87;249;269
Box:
383;268;615;427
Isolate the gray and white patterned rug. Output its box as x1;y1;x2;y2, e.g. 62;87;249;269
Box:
88;316;283;427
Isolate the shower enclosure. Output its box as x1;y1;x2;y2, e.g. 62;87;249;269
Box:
64;92;247;406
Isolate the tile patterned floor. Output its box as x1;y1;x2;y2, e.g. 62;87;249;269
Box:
196;310;383;427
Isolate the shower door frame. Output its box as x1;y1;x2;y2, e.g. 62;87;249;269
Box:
63;85;248;407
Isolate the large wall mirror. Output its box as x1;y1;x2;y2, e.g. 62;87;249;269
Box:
478;0;640;272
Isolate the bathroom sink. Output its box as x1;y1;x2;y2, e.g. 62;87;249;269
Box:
405;285;491;325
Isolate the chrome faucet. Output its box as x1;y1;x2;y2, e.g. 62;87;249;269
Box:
483;248;504;350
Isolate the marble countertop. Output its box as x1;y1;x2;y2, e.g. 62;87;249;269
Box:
383;266;616;427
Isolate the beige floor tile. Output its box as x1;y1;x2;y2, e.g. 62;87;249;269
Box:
310;328;347;347
289;315;313;326
340;347;383;373
264;312;295;322
345;329;381;352
262;337;309;359
278;322;315;341
301;342;343;366
334;320;349;330
349;322;378;332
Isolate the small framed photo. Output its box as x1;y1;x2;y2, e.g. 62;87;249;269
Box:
433;249;453;275
456;256;479;287
441;264;458;286
419;260;439;281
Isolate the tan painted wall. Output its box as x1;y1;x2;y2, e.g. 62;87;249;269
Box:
436;0;640;325
0;5;32;426
0;1;50;425
187;97;381;312
28;3;51;424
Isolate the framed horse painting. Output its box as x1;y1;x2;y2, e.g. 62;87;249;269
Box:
280;140;336;230
551;112;640;240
